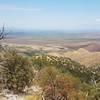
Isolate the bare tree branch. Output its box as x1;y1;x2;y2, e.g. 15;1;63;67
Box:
0;26;8;40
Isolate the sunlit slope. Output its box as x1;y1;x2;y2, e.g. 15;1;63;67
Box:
64;48;100;67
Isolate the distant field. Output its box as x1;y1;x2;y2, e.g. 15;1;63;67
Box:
3;36;100;52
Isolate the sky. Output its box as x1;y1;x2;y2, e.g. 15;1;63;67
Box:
0;0;100;31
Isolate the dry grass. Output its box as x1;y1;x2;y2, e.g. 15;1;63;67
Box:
24;95;42;100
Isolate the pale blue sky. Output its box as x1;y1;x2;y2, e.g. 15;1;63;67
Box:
0;0;100;31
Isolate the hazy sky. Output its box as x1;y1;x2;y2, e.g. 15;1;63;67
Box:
0;0;100;31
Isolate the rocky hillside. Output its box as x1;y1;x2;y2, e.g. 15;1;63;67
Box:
32;55;98;83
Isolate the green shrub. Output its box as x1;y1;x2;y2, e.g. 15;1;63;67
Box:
3;50;34;93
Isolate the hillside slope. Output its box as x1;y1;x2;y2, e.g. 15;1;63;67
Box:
64;48;100;67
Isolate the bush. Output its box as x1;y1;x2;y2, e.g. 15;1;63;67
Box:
37;67;79;100
3;50;34;93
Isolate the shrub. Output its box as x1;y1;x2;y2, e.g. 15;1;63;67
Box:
3;50;34;93
37;67;79;100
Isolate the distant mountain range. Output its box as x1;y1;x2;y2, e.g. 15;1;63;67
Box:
8;31;100;40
